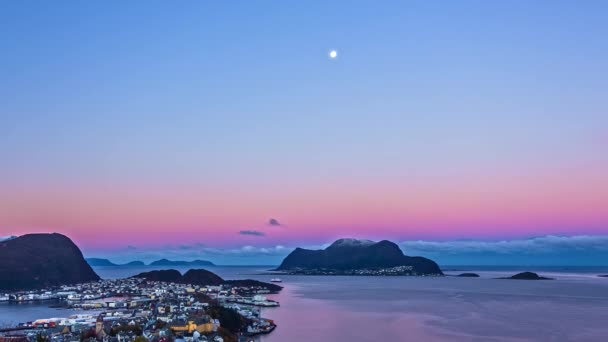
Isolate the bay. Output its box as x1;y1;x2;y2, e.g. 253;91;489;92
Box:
2;265;608;341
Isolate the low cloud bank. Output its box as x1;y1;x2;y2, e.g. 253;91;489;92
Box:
399;235;608;266
399;235;608;254
86;235;608;266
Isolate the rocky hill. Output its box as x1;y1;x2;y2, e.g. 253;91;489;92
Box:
132;268;282;292
277;238;443;275
181;269;224;286
132;269;183;282
0;233;100;291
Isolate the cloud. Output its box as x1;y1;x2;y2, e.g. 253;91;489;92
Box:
86;235;608;266
239;230;266;237
395;235;608;266
89;242;295;264
232;245;287;255
86;241;334;265
126;245;137;250
399;235;608;255
268;218;282;226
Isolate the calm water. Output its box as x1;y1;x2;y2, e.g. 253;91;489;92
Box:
2;265;608;341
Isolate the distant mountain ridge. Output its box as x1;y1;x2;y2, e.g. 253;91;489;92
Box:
0;233;100;291
149;259;215;267
86;258;214;267
86;258;147;267
278;238;443;275
86;258;120;266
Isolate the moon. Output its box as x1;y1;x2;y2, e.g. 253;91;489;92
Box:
329;50;338;59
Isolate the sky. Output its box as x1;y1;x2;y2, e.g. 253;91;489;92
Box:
1;1;607;264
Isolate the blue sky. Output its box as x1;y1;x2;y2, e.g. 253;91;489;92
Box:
3;1;606;185
1;1;607;265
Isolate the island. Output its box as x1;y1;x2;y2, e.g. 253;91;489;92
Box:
0;233;100;291
456;273;480;277
499;272;553;280
277;238;443;276
149;258;215;267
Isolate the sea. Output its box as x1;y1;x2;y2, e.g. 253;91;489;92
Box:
2;265;608;341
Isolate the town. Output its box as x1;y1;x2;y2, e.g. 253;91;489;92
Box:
281;265;432;276
0;277;280;342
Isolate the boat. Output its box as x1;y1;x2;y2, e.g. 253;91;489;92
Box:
270;278;282;283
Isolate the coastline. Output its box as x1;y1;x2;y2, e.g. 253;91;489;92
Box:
2;265;608;342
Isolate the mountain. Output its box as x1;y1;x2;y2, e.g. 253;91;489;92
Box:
277;238;443;275
0;233;101;291
86;258;215;268
86;259;146;267
132;269;282;292
86;258;119;266
149;259;215;267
